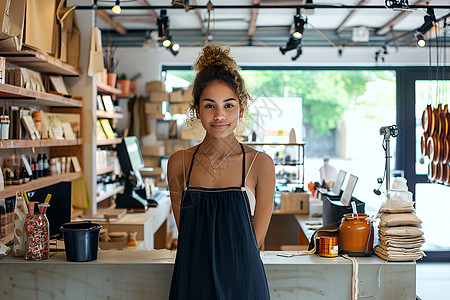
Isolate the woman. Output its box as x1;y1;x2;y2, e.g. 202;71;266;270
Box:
167;44;275;299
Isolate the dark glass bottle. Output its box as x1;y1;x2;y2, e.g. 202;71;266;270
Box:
37;154;43;178
43;154;49;177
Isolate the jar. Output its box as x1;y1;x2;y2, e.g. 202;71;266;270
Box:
24;202;50;260
339;213;374;256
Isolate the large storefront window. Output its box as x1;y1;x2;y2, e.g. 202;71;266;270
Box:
165;69;396;212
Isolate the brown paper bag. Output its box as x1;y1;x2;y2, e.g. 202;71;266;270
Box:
0;0;26;51
88;27;104;77
56;0;78;66
24;0;57;54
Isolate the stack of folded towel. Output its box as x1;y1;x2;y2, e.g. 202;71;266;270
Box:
374;196;426;261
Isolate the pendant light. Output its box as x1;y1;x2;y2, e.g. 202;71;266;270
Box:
112;0;121;14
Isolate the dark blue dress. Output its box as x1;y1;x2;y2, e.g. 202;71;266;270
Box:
169;143;270;300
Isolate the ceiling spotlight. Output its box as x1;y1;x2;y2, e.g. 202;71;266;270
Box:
112;0;121;14
415;31;426;48
417;8;436;35
169;43;180;56
280;36;301;55
157;9;169;39
162;38;171;48
292;9;307;40
171;43;180;52
291;44;302;61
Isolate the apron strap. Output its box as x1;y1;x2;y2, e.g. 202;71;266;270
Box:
185;144;201;188
240;143;246;188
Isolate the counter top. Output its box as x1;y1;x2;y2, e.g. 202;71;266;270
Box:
0;250;415;299
1;249;413;266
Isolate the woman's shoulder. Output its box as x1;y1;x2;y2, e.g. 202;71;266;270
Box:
168;145;199;166
243;144;274;167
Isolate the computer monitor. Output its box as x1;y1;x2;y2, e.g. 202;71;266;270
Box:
117;136;145;188
116;136;158;210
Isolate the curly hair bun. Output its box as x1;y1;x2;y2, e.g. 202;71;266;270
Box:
192;44;240;73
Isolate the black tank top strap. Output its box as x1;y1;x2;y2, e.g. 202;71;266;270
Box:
185;144;201;188
240;143;245;188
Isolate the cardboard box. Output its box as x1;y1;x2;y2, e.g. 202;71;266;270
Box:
169;89;184;103
148;91;169;103
183;85;193;102
145;102;163;114
169;103;188;115
146;81;165;92
280;192;309;214
143;157;160;167
140;145;165;157
165;139;189;156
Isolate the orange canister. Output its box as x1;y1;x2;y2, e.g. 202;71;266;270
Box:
319;236;338;257
339;213;374;256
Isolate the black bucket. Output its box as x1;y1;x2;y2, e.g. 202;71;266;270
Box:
60;221;102;262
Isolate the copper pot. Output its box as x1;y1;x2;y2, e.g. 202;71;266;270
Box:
422;105;433;134
339;213;374;256
421;131;430;157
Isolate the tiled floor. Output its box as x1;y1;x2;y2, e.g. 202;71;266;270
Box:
416;263;450;300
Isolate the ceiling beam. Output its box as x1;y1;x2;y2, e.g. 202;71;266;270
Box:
335;0;370;34
191;0;207;35
141;0;158;19
376;0;429;35
248;0;261;37
97;10;127;35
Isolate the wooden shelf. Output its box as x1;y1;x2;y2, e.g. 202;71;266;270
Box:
0;83;82;107
244;142;306;146
0;172;83;199
96;110;124;119
0;232;14;244
97;138;122;146
97;82;122;95
0;139;82;149
96;185;124;203
96;165;115;175
0;50;81;76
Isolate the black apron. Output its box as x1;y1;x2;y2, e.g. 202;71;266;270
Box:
169;143;270;300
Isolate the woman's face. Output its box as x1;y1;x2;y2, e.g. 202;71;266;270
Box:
196;80;243;139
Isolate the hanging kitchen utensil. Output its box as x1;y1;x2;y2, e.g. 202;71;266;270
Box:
421;131;430;157
436;162;443;183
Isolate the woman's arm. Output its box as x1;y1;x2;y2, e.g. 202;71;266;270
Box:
167;150;185;229
252;152;276;248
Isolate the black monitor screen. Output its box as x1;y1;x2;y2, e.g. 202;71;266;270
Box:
124;136;144;171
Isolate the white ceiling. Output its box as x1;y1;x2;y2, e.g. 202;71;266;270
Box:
93;0;450;48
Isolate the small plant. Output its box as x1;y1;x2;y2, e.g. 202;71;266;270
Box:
103;46;118;73
119;73;128;80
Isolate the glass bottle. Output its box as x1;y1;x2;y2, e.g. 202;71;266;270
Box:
24;202;50;260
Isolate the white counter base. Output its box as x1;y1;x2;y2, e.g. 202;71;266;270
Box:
0;250;415;299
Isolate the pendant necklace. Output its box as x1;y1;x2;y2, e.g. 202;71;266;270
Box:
201;142;239;174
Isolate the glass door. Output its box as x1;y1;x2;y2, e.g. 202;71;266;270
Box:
415;79;450;253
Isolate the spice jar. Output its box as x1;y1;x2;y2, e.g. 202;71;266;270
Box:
339;213;374;256
24;202;50;260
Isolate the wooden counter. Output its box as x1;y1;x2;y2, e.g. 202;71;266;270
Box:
0;250;415;299
95;195;171;250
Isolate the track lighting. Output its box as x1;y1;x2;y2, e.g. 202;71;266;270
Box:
112;0;121;14
292;9;307;40
384;0;409;11
170;43;180;56
162;38;171;48
280;36;300;55
157;10;169;39
415;31;426;48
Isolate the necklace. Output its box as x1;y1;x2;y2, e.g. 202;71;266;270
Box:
201;142;239;174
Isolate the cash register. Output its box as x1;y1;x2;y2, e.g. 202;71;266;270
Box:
116;136;159;211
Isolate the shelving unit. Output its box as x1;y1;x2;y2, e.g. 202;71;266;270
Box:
0;51;83;222
0;139;82;149
96;165;115;175
0;83;83;107
96;110;124;119
245;142;305;190
97;82;122;95
0;50;81;76
0;172;83;199
97;138;122;146
96;185;124;203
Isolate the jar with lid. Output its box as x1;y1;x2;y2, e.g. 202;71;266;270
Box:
24;202;50;260
339;213;374;256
